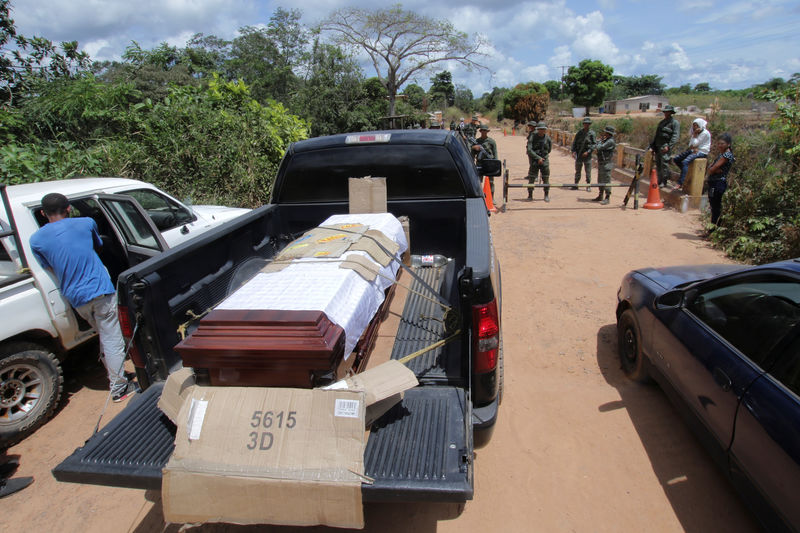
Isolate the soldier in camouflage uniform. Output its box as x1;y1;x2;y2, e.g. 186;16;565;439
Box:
473;125;497;159
650;104;680;188
593;125;616;205
474;124;499;195
571;117;596;191
526;121;552;202
463;115;480;139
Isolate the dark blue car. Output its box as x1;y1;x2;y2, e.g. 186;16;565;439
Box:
616;258;800;532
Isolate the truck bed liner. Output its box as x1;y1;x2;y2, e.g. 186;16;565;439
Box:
391;258;461;383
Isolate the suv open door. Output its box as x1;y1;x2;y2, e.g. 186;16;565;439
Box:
93;193;168;265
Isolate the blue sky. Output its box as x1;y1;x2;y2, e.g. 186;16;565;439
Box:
9;0;800;95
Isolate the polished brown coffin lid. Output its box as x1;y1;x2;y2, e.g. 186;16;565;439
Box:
175;309;346;385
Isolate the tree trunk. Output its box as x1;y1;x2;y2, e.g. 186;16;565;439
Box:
388;94;396;117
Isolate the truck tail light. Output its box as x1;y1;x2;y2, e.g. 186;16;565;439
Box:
472;299;499;374
117;304;144;368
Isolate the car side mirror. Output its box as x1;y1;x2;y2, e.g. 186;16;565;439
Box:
477;158;502;177
654;289;684;309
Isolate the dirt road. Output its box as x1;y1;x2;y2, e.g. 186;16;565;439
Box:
3;130;760;532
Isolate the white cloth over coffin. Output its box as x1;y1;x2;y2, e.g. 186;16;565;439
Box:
216;213;408;357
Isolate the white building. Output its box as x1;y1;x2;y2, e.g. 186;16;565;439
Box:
603;95;671;114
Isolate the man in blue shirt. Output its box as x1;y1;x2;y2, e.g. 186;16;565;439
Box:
30;193;136;402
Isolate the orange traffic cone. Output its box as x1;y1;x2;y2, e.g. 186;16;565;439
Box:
503;128;506;136
512;128;515;136
482;176;497;212
643;168;664;210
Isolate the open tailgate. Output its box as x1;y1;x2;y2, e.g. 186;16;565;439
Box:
53;384;472;501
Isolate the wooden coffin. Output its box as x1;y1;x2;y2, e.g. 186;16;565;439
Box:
174;309;347;388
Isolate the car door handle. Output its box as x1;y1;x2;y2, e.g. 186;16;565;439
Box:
180;225;189;235
712;367;732;392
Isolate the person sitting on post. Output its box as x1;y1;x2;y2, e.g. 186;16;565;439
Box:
672;118;711;190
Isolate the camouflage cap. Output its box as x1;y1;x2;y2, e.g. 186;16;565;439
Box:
471;115;480;120
479;124;490;131
603;125;616;135
662;104;675;113
582;117;592;124
527;120;537;127
536;121;547;130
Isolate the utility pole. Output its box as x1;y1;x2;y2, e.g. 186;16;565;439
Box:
558;65;569;101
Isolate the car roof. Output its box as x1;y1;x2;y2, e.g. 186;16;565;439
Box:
5;177;153;206
288;129;454;153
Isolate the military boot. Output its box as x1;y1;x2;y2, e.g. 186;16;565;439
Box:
600;192;610;205
591;193;603;202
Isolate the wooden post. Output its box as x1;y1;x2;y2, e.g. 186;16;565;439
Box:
687;157;707;208
643;150;653;181
616;143;628;169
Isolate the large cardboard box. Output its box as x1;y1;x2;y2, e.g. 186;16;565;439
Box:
160;360;418;528
163;387;367;528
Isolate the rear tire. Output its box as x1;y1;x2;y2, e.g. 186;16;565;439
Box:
617;310;650;383
0;342;63;448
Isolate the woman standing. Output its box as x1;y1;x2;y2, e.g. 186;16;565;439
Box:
705;133;735;227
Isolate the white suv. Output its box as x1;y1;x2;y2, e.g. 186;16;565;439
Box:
0;177;249;446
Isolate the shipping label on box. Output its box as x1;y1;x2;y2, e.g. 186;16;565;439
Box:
162;386;367;528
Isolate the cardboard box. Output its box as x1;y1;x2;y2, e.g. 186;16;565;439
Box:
348;177;387;214
163;387;367;528
161;360;418;528
157;367;196;425
397;215;411;266
324;360;418;426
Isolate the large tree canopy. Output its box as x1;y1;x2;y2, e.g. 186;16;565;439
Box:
502;82;548;124
564;59;614;113
610;74;664;99
429;70;454;108
319;5;488;116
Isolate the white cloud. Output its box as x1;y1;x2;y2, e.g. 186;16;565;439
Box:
667;43;691;70
8;0;800;91
549;46;572;69
13;0;258;60
521;64;550;81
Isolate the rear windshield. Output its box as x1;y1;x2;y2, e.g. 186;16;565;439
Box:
276;145;466;203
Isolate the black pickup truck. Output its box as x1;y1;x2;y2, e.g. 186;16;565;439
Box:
54;129;504;504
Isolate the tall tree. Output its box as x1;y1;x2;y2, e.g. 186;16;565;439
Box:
564;59;614;114
292;40;382;136
503;82;548;123
478;86;507;114
319;5;488;116
0;0;89;105
429;71;454;109
543;80;561;100
612;74;663;98
402;83;426;109
227;9;307;104
454;84;473;113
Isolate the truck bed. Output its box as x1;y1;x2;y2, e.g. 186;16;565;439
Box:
54;256;472;501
